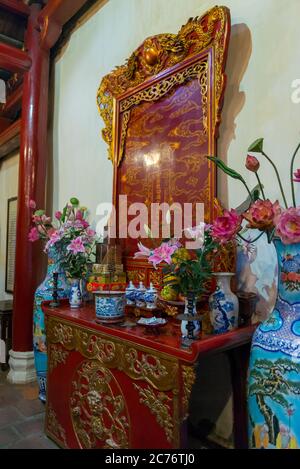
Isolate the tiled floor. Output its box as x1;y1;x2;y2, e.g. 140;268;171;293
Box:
0;370;59;449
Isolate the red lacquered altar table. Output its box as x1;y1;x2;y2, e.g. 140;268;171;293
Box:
43;301;255;449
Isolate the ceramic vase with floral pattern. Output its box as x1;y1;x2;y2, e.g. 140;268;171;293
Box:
69;278;82;308
33;246;69;402
248;238;300;449
209;272;239;334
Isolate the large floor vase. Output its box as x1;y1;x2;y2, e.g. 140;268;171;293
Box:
248;238;300;449
33;247;70;402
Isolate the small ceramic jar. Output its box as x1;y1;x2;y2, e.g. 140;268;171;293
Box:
135;282;146;307
125;281;136;305
144;283;158;310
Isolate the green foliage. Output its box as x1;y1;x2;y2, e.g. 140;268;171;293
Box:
206;156;246;183
164;231;217;297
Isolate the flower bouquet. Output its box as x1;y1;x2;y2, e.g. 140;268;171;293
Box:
29;197;97;306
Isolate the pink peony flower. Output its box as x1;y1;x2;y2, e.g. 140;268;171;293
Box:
148;242;178;268
275;207;300;244
55;211;62;220
29;200;36;209
134;242;152;259
293;169;300;182
245;155;260;172
67;236;86;254
211;209;242;244
28;227;40;242
243;199;281;231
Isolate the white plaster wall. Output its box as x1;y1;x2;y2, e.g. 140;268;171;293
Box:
52;0;300;214
0;152;19;300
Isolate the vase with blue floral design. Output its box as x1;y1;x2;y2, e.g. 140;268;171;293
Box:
69;278;82;308
248;239;300;449
209;272;239;334
180;292;201;339
33;246;69;402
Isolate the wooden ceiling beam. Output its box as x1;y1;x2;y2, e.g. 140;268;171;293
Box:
0;42;31;73
38;0;89;50
0;0;30;17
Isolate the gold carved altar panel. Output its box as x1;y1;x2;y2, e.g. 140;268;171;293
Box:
97;5;231;260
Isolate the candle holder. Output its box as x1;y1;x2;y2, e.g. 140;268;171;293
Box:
49;273;63;308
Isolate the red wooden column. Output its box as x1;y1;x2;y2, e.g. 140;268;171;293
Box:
8;3;50;383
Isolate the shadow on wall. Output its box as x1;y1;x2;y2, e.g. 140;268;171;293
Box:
218;23;252;207
237;237;277;322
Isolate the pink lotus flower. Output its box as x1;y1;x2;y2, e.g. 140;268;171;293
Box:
211;209;242;244
41;214;51;225
293;169;300;182
55;211;62;220
243;199;281;231
67;236;86;254
246;155;260;172
148;242;179;268
275;207;300;244
28;227;40;242
29;199;36;209
134;242;152;259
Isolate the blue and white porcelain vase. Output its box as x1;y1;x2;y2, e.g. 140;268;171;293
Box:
69;278;82;308
248;239;300;449
181;295;201;339
209;272;239;334
33;246;70;402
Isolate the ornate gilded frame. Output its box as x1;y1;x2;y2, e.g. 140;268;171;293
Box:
97;6;230;227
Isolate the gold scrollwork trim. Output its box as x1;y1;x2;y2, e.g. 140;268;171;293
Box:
49;344;69;373
118;109;131;166
134;383;174;444
182;365;196;419
47;316;178;392
120;60;207;113
97;6;230;163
